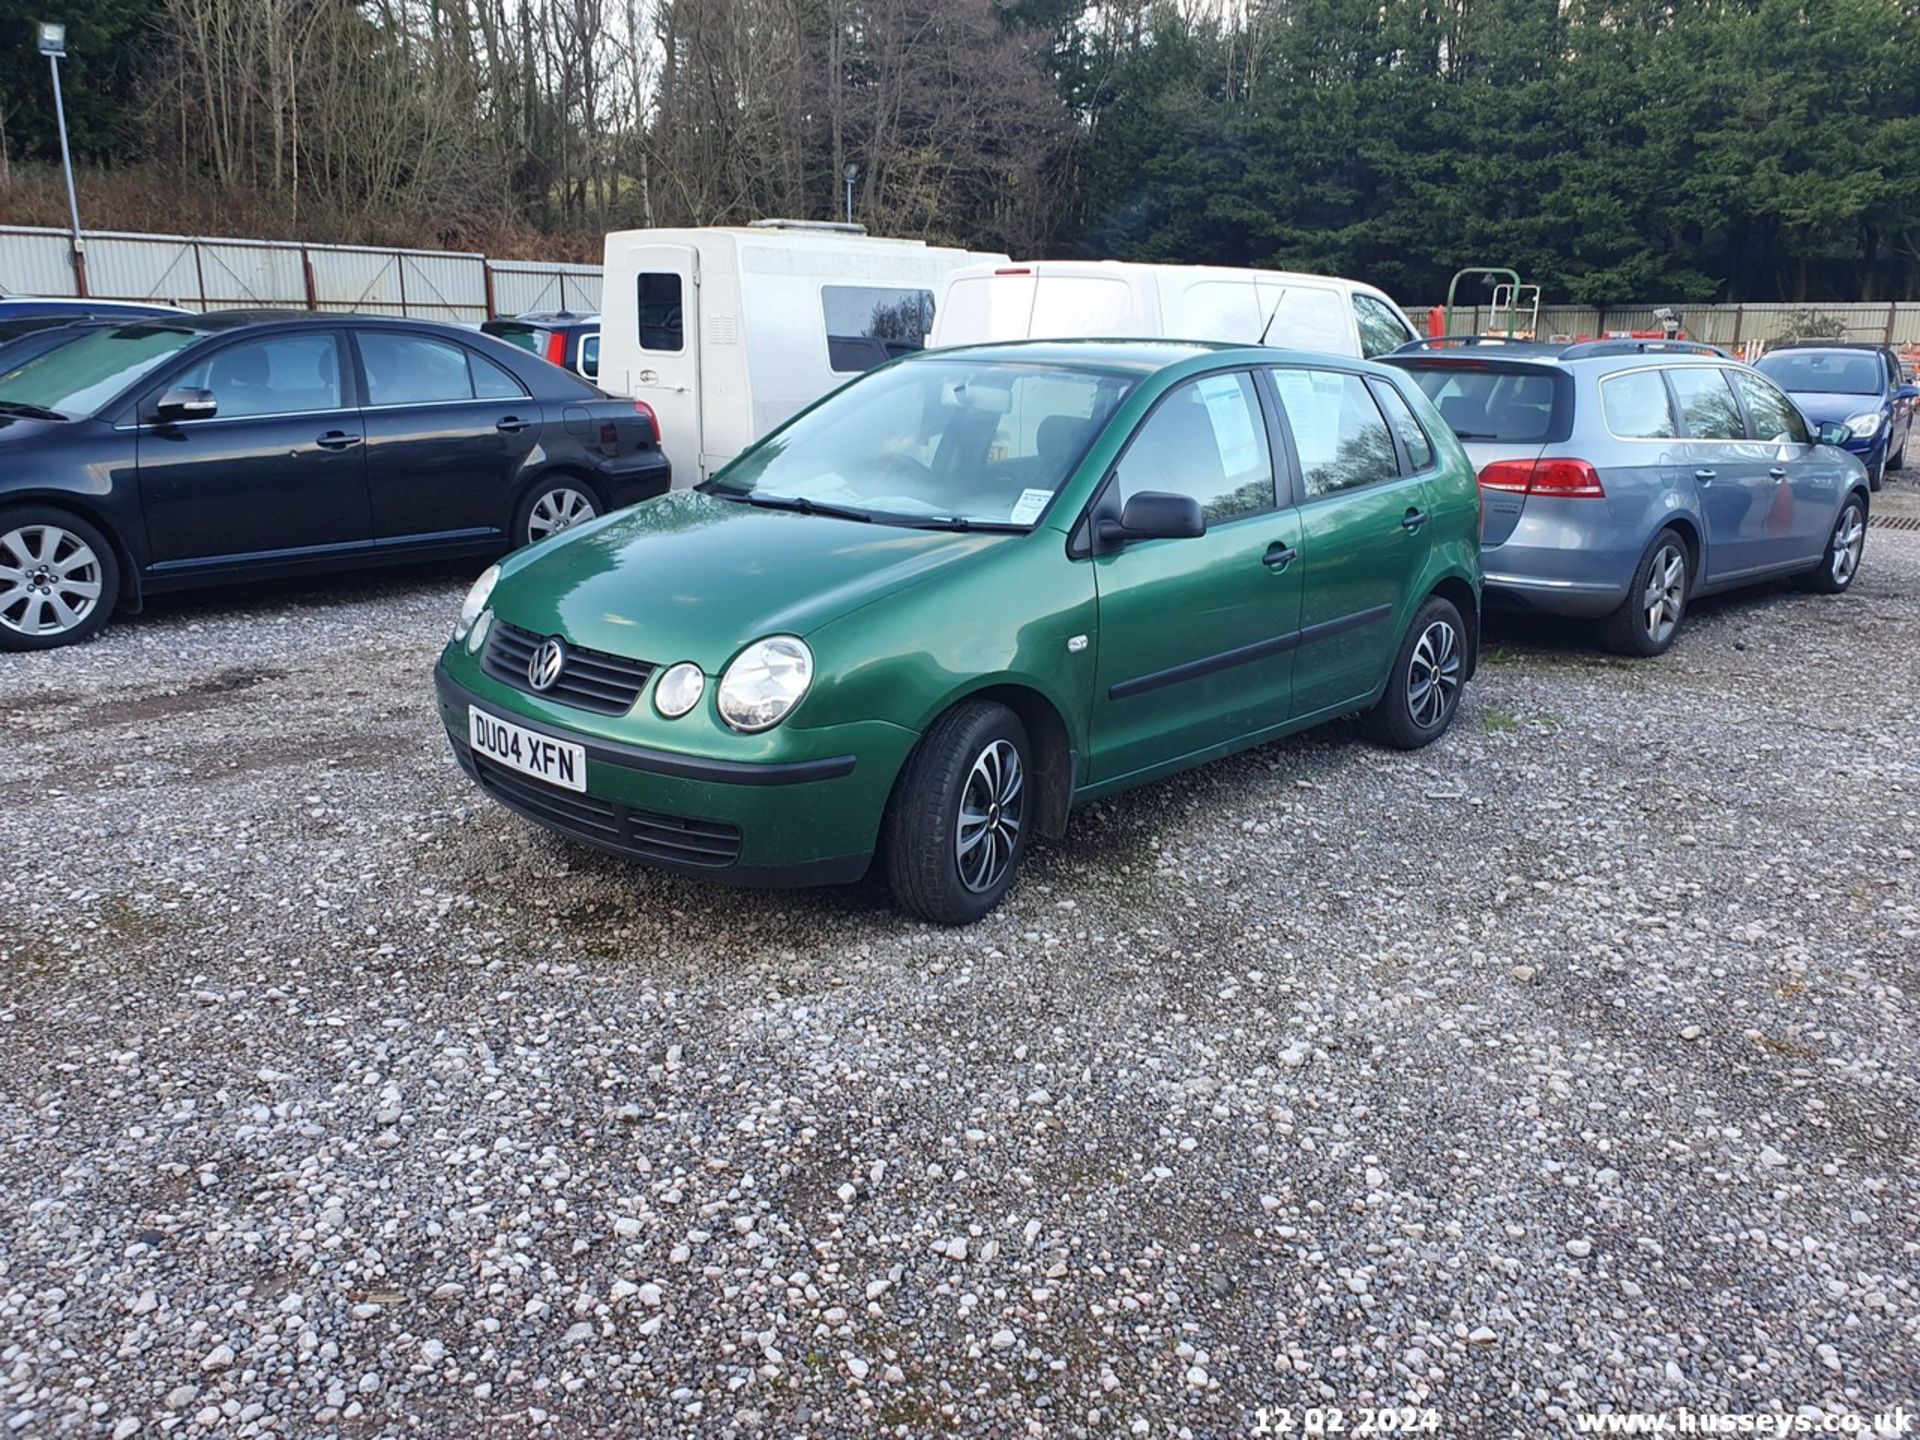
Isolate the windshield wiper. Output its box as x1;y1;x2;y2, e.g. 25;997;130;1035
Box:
0;400;66;421
910;517;1028;533
737;493;875;523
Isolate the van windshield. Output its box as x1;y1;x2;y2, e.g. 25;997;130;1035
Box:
703;359;1136;529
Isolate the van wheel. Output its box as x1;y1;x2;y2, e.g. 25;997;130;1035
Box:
884;701;1031;925
1796;496;1866;594
515;478;601;547
0;507;121;652
1598;528;1688;657
1364;595;1466;750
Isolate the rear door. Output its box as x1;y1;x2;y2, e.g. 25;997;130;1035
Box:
1729;366;1840;569
1664;363;1771;580
1267;365;1431;718
612;243;701;478
135;329;372;568
352;328;541;543
1088;370;1303;782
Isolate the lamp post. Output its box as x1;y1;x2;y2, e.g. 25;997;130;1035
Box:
37;20;87;296
843;163;858;227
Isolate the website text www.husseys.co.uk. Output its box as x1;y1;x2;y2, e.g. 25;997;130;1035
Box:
1572;1410;1915;1435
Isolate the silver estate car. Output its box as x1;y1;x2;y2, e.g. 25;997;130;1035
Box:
1384;338;1872;656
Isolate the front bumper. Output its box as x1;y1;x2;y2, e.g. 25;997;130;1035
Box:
435;661;914;887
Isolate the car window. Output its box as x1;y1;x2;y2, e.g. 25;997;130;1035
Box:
1405;366;1561;443
1269;368;1399;497
1114;372;1273;524
639;273;683;352
1353;294;1413;359
1754;350;1882;397
1732;369;1809;444
1666;366;1743;440
1601;369;1677;439
1370;381;1433;470
172;333;344;419
709;359;1135;527
0;324;197;418
579;335;600;379
359;332;525;406
1259;288;1351;352
823;285;935;374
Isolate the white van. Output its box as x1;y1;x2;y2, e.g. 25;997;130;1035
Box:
930;260;1419;360
600;221;1008;483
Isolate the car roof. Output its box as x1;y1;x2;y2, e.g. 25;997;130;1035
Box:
1764;341;1887;353
1385;336;1735;372
110;309;503;335
921;337;1388;375
490;311;598;327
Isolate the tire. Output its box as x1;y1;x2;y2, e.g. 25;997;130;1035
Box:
0;506;121;652
1796;494;1866;595
1867;452;1885;493
883;701;1032;925
1363;594;1467;750
513;477;602;548
1598;527;1689;658
1889;432;1907;473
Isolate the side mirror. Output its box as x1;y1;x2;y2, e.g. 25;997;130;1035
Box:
1098;490;1206;547
156;386;217;423
1816;421;1852;447
1896;384;1919;401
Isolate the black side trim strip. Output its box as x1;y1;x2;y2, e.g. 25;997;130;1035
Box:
436;664;857;787
1107;603;1393;701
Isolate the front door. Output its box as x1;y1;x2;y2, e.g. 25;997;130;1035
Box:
136;330;371;569
1089;371;1302;783
351;328;541;544
1729;367;1839;569
609;241;701;483
1266;366;1430;718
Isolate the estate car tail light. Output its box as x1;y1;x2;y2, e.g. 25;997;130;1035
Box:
1475;458;1605;498
632;398;662;444
544;330;568;367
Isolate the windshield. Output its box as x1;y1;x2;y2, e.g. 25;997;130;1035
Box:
705;359;1136;527
487;323;547;355
1756;350;1883;397
0;325;199;418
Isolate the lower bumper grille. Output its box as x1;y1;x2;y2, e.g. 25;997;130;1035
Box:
456;742;742;870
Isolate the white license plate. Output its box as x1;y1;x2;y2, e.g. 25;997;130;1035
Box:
468;706;586;793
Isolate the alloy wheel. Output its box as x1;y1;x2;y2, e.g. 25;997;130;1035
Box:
1407;619;1462;729
528;488;597;543
955;739;1025;894
1642;543;1686;646
0;524;104;638
1830;505;1865;586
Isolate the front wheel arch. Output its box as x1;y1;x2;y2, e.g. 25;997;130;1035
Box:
891;681;1076;843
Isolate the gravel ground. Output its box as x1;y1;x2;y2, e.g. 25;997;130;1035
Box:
2;487;1917;1440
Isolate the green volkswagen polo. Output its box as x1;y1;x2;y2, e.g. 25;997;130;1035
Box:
435;340;1481;923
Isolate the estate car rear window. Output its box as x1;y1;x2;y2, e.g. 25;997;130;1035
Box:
1405;364;1563;443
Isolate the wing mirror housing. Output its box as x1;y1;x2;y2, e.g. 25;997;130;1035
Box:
1097;491;1206;547
1895;383;1919;401
1815;420;1853;447
156;386;217;423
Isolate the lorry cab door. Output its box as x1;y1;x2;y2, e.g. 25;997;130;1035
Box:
609;241;702;484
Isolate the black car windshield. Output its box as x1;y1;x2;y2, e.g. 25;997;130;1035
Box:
704;359;1136;527
0;325;199;418
1755;350;1883;397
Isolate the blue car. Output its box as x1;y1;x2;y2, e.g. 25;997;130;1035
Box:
1385;338;1872;656
1754;343;1916;491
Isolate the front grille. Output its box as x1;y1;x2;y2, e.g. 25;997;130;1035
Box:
458;743;743;871
482;620;654;715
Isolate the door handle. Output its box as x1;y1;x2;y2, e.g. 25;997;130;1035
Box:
1693;468;1716;482
315;430;361;450
1769;466;1788;481
1262;542;1298;571
1400;507;1430;532
496;416;532;434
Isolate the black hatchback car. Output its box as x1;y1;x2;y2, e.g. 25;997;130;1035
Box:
0;311;669;650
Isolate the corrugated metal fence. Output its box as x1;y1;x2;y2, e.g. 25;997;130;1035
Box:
0;226;602;321
1438;302;1920;348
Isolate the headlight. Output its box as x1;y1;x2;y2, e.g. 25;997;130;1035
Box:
654;662;706;719
454;564;500;642
717;636;813;732
1843;411;1881;439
